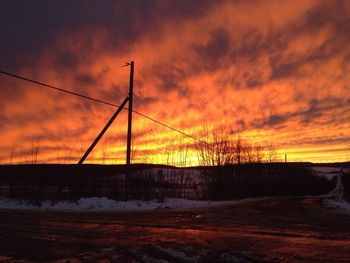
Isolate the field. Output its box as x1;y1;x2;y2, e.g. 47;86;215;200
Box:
1;196;350;262
0;163;346;201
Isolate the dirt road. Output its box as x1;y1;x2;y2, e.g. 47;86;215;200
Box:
0;197;349;262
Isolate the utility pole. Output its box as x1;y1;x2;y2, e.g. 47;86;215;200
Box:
78;61;134;165
126;61;134;167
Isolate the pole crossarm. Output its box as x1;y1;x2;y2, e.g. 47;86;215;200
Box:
78;96;129;164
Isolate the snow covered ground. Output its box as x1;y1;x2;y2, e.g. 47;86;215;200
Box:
323;198;350;211
321;169;350;213
0;196;266;211
312;166;340;180
1;166;349;212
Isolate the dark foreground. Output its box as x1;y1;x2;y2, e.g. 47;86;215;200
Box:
0;197;350;262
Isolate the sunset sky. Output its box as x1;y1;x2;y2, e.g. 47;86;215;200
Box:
1;0;349;165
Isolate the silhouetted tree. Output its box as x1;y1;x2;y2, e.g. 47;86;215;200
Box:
267;143;277;163
234;137;242;164
255;145;265;163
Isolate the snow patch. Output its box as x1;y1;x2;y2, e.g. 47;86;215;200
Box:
312;167;340;180
150;245;198;263
328;172;344;198
323;169;350;212
323;198;350;212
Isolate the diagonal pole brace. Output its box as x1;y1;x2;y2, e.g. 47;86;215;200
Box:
78;96;129;164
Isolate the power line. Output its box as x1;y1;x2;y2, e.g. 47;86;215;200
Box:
1;2;123;75
0;69;208;145
131;110;206;143
0;70;121;108
0;50;122;92
1;2;131;102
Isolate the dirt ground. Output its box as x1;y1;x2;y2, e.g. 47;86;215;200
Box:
0;196;350;262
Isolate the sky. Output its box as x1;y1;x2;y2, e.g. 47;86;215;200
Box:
0;0;349;165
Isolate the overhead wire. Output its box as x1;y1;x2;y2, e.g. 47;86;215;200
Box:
1;0;130;96
1;2;208;145
0;70;121;108
0;50;123;93
0;70;208;145
1;2;125;75
1;1;209;164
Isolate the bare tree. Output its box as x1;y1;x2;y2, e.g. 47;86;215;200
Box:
177;135;189;167
266;143;277;163
63;149;70;164
164;144;172;166
101;140;108;164
195;125;282;166
243;143;254;163
195;124;236;166
195;124;212;166
234;136;242;164
10;144;16;164
28;138;40;164
255;145;265;163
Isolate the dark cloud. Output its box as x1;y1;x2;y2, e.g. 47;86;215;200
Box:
158;70;182;91
193;27;231;71
20;120;94;143
266;114;287;127
0;0;215;71
150;62;190;97
269;59;298;80
98;84;126;104
54;51;81;70
133;94;158;109
234;119;246;132
269;1;350;81
232;29;266;60
287;135;350;148
251;97;350;130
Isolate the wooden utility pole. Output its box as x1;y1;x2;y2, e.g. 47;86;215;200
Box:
78;61;134;165
126;61;134;166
